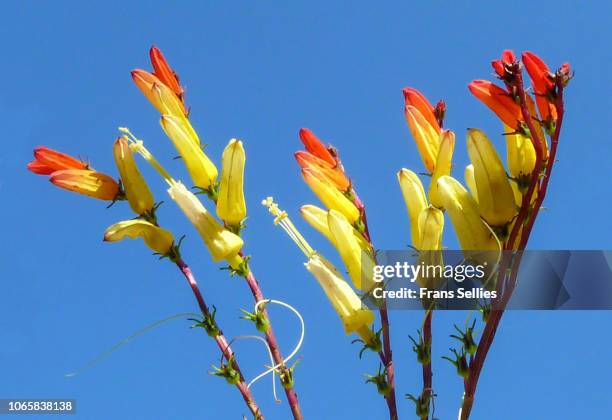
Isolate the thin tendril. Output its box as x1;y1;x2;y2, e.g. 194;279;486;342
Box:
65;312;200;378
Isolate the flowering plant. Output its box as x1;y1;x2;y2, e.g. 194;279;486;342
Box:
29;46;570;419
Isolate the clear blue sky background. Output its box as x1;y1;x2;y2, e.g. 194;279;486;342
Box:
1;2;611;419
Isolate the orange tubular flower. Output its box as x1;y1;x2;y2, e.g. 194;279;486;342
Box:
522;52;558;123
27;147;89;175
403;88;443;173
403;88;441;133
468;80;523;131
149;46;184;99
131;69;187;117
299;128;336;166
49;169;120;201
295;151;350;191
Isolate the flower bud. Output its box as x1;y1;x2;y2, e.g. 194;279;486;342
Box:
505;124;536;184
429;130;455;208
131;69;187;117
295;151;350;191
404;104;441;173
522;52;555;98
302;168;360;224
104;220;174;255
435;176;499;251
149;46;184;99
397;169;427;248
327;210;375;291
113;137;155;215
417;206;444;251
299;128;336;166
50;169;120;201
160;115;218;190
300;204;335;244
28;147;89;175
467;129;517;227
216;139;247;227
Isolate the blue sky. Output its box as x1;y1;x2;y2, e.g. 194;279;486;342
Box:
1;1;611;419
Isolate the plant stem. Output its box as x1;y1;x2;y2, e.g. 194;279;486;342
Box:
458;68;566;418
175;258;263;419
420;310;433;420
242;265;304;420
352;191;399;420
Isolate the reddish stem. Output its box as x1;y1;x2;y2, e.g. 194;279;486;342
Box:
420;310;433;420
175;258;263;419
353;191;399;420
242;266;303;420
518;86;565;249
459;67;566;419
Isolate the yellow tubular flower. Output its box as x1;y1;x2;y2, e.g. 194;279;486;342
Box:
300;205;370;250
113;137;155;215
327;210;375;291
429;130;455;208
305;254;375;335
302;169;360;224
300;204;335;243
416;206;445;290
464;164;478;203
467;128;517;227
397;169;428;248
418;206;444;251
160;115;218;190
151;78;187;118
168;181;243;263
104;220;174;255
504;124;536;184
436;176;499;250
217;139;246;227
404;105;441;172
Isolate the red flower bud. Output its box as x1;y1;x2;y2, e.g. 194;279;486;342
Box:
299;128;336;166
